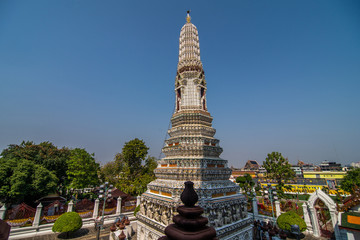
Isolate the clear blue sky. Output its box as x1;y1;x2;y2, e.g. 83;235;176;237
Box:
1;0;359;167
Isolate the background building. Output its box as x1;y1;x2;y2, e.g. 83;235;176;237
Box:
320;160;342;171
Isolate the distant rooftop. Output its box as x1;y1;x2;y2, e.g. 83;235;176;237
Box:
243;160;260;171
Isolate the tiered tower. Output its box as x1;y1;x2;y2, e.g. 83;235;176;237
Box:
137;12;253;240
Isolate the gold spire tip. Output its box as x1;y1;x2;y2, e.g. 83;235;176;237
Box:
186;10;191;23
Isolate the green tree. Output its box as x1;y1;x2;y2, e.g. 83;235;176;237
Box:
143;156;157;177
0;158;17;204
0;158;58;204
340;168;360;194
115;155;157;196
100;161;118;186
0;141;70;188
100;153;129;185
263;152;295;197
101;139;157;196
236;173;255;197
122;138;149;175
66;148;100;189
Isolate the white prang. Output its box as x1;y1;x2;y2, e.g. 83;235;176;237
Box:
137;13;252;240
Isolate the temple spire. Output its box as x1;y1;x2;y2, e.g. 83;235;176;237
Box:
137;13;251;240
177;12;202;74
175;12;207;112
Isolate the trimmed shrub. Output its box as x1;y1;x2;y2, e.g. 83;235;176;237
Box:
277;211;306;232
52;212;83;233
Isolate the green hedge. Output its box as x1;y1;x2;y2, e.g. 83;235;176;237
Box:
283;194;310;201
277;211;307;232
52;212;83;233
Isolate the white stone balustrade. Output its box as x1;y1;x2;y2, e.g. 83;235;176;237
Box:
67;200;74;212
252;196;258;217
5;197;137;239
274;200;281;217
136;196;141;207
32;203;43;228
0;205;6;220
116;197;122;215
93;198;100;219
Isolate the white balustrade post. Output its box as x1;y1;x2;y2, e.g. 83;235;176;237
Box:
32;203;43;228
136;196;141;207
0;205;6;220
116;197;122;215
274;200;281;217
93;198;100;219
252;196;258;217
67;200;74;212
302;203;312;233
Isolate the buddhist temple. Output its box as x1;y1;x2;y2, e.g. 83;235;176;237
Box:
137;12;252;240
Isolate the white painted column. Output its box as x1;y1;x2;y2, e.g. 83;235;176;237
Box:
0;205;6;220
116;197;122;215
32;203;43;228
252;197;258;217
67;200;74;212
93;198;100;219
136;196;141;207
330;209;341;240
274;200;281;217
302;203;312;233
309;206;320;237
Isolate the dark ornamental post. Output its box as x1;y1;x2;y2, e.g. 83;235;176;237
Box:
159;181;218;240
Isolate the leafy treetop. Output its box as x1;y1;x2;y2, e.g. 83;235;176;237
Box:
0;141;100;205
122;138;149;174
340;168;360;194
1;141;70;186
100;138;157;196
263;152;295;197
0;158;58;204
236;173;255;198
66;148;100;189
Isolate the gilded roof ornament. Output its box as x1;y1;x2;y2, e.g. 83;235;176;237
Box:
186;10;191;23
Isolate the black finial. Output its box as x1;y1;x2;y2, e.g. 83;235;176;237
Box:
180;181;198;207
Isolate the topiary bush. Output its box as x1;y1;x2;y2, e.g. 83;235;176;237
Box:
52;212;83;235
277;211;307;232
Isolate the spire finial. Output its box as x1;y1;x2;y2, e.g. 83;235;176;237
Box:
186;10;191;23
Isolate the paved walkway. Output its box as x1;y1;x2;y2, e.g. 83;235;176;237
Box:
22;228;327;240
19;224;137;240
15;224;327;240
272;232;330;240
